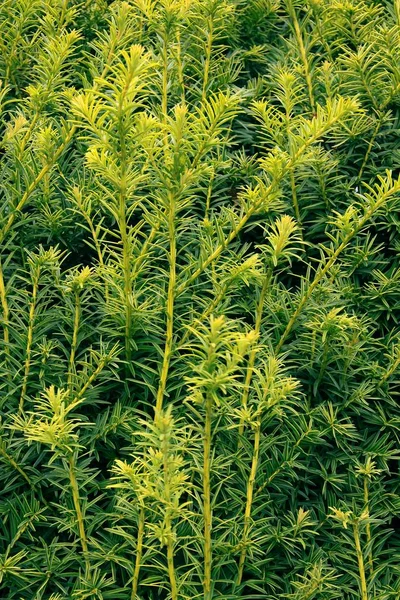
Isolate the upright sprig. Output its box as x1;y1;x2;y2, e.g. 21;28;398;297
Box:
185;316;256;599
110;406;191;600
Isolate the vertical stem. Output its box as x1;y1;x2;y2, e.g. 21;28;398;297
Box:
120;204;132;364
203;392;213;600
237;421;261;585
283;89;302;228
43;171;50;204
353;522;369;600
117;88;131;364
285;0;315;112
0;260;10;379
363;477;373;575
68;455;88;552
131;506;145;600
166;524;178;600
175;27;185;103
204;168;215;221
202;17;213;102
290;170;301;225
160;27;170;154
235;270;273;586
19;272;40;414
68;454;89;575
68;291;80;392
238;270;271;438
156;192;176;413
161;409;178;600
162;31;169;119
156;31;175;408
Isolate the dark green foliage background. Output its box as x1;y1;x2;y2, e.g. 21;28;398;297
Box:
0;0;400;598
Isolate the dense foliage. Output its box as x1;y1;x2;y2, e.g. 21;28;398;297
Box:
0;0;400;598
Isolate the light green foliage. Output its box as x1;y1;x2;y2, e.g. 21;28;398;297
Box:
0;0;399;598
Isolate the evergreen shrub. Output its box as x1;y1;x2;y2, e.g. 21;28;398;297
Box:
0;0;400;598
